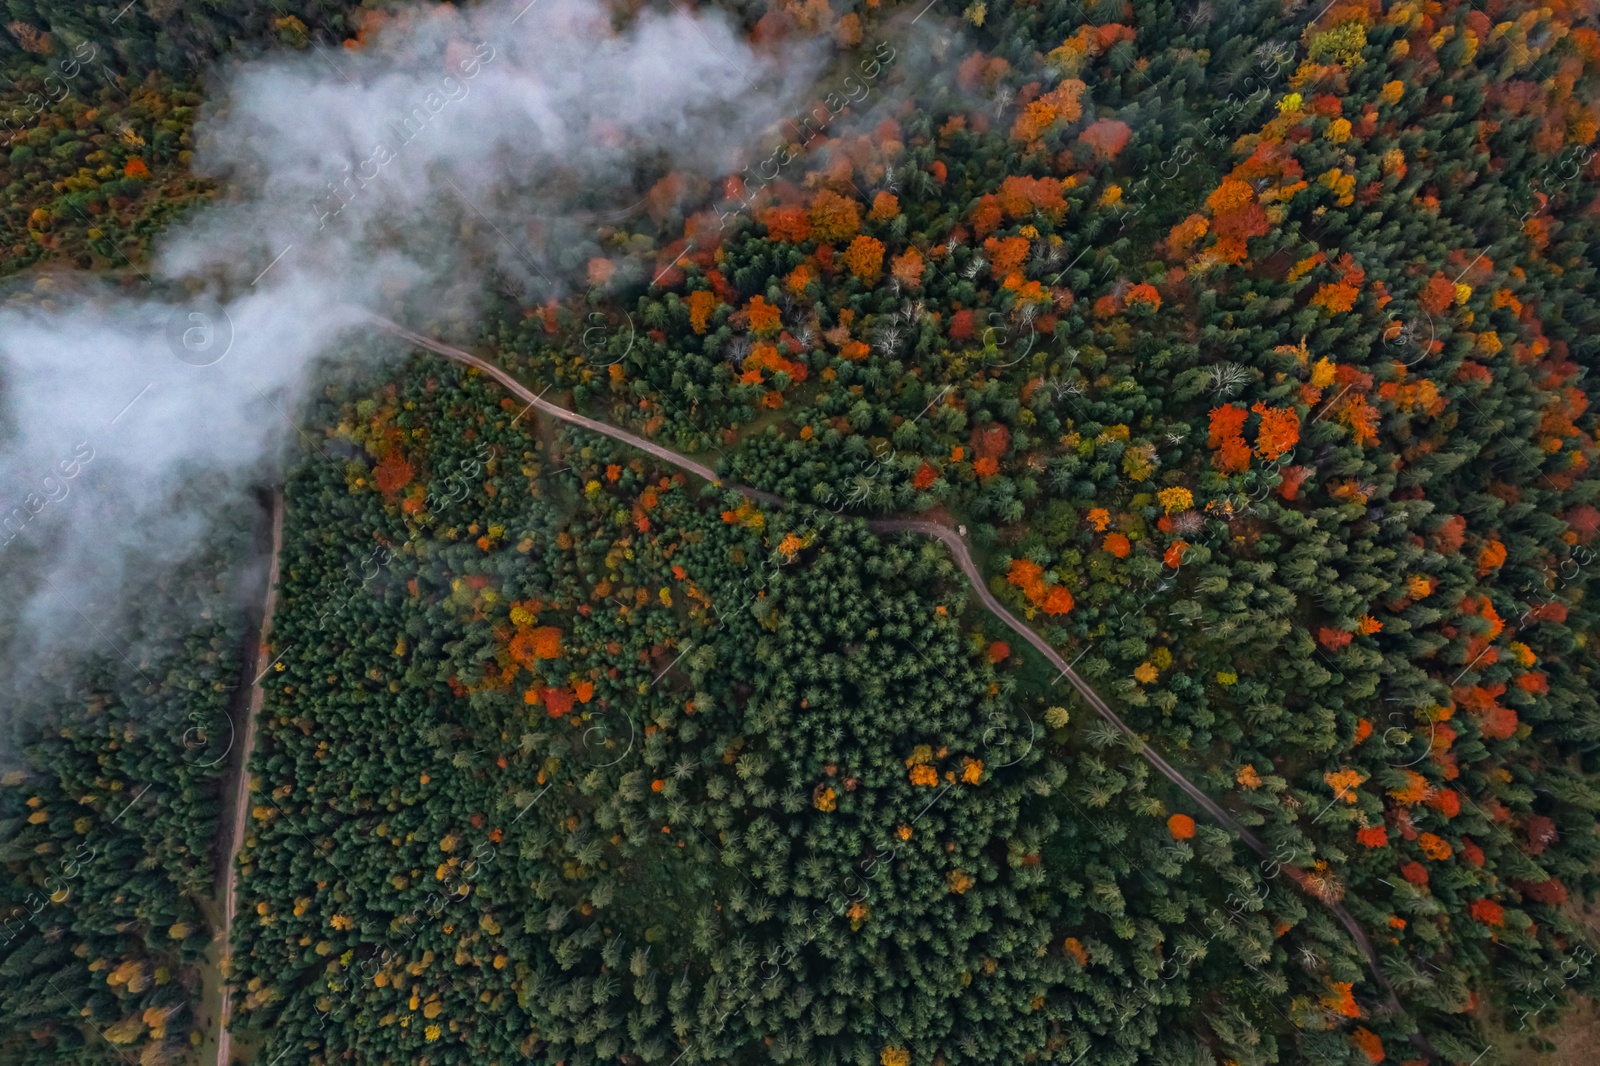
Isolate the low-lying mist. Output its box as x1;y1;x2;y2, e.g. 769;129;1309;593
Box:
0;0;828;734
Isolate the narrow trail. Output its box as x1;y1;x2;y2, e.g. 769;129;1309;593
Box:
373;317;1424;1050
214;491;284;1066
864;523;1415;1032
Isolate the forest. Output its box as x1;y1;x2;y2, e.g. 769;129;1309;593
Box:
4;0;1600;1064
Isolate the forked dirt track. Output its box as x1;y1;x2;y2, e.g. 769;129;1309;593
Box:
365;317;1426;1052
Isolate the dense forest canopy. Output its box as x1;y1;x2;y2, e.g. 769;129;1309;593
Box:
4;0;1600;1064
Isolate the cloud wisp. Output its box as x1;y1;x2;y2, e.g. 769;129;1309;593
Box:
0;0;825;720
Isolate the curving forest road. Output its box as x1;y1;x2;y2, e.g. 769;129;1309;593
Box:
865;521;1272;846
865;520;1417;1033
371;316;1424;1049
214;491;284;1066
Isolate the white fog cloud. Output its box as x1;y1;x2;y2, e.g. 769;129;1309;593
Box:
0;0;825;711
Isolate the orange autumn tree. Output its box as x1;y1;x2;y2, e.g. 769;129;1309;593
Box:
1470;898;1504;926
1040;585;1075;614
1125;283;1161;313
983;235;1030;280
995;175;1067;221
1252;403;1301;460
786;262;815;297
1010;78;1085;145
1456;681;1519;741
1199;177;1269;265
1006;558;1073;615
1165;214;1208;257
970;194;1003;238
373;451;414;497
1076;118;1132;162
509;625;562;666
1330;365;1380;446
890;248;924;288
808;189;861;242
1309;252;1366;314
1418;832;1452;861
1432;513;1467;554
842;235;885;284
746;295;781;336
1324;768;1365;802
743;342;807;384
1321;980;1359;1019
1349;1027;1384;1064
687;289;719;334
1388;769;1430;805
1318;627;1355;651
1007;558;1044;597
971;423;1009;477
1208;404;1251;473
540;685;575;717
1418;272;1458;315
761;205;811;243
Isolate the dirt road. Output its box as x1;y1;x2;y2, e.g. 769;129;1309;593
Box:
375;318;1419;1045
866;521;1270;843
214;491;284;1066
376;320;735;487
864;522;1413;1031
